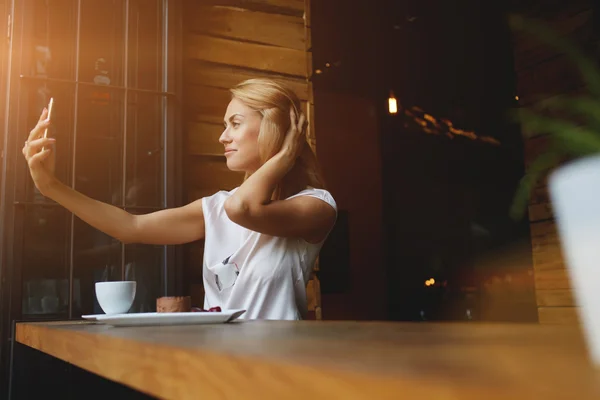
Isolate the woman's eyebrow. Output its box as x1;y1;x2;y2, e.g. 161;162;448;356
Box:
229;113;244;121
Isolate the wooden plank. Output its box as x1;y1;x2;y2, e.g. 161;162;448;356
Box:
519;85;588;109
529;184;549;205
530;222;560;250
537;306;580;324
534;268;572;290
528;202;553;222
187;84;308;125
203;0;305;16
305;25;312;51
187;122;224;156
530;220;566;270
508;0;592;20
185;6;306;51
188;187;227;202
530;219;558;237
306;49;313;78
531;242;565;271
524;135;550;165
516;54;585;107
519;90;589;142
16;318;600;399
513;10;593;71
532;250;565;271
304;0;311;27
306;278;317;311
513;10;592;55
536;289;576;307
186;85;232;124
188;158;244;191
307;101;315;140
185;62;309;101
186;34;307;78
532;248;565;270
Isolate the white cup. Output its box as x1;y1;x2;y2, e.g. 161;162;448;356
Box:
95;281;136;315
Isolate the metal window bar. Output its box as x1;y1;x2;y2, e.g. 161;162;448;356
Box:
120;0;130;282
161;0;169;296
68;0;83;319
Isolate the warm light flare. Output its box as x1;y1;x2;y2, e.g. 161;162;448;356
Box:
388;91;398;114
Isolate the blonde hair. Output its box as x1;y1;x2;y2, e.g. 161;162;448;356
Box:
230;78;325;200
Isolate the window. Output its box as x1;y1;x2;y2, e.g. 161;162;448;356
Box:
0;0;181;325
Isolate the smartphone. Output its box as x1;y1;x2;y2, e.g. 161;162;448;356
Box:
42;97;53;151
43;97;54;139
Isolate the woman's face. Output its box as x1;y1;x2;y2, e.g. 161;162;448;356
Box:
219;97;263;173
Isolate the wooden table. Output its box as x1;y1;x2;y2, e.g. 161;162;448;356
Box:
15;320;600;400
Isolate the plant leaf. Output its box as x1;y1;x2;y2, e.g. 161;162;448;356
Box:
509;15;600;98
515;109;600;154
510;150;562;221
535;96;600;133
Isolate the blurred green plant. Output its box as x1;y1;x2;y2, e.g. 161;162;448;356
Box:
509;14;600;220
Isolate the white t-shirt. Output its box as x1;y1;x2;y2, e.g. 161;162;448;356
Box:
201;187;337;320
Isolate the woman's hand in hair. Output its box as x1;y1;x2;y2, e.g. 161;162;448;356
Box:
278;109;307;167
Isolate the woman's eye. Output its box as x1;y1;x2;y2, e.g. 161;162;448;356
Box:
232;122;240;128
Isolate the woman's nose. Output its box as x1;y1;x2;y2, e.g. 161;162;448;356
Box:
219;128;230;144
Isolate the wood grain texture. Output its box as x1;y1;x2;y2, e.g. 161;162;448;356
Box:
305;25;312;51
205;0;305;16
186;84;308;124
181;0;315;309
512;10;593;71
537;307;581;324
512;0;592;325
188;188;225;203
186;84;232;124
186;5;306;50
529;220;565;271
304;0;311;27
524;134;550;165
532;245;564;271
534;268;572;290
185;62;309;100
187;122;224;156
529;184;550;205
186;34;307;77
530;221;560;249
516;54;585;106
188;157;245;190
16;321;600;400
306;48;313;77
528;202;553;222
536;289;576;307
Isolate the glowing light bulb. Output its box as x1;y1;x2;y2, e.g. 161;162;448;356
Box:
388;91;398;114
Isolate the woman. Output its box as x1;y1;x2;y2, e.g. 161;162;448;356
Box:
22;78;337;320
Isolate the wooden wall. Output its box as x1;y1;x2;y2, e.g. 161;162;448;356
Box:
511;0;595;324
181;0;314;304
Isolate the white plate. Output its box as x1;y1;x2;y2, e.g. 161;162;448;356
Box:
81;309;246;326
81;314;105;321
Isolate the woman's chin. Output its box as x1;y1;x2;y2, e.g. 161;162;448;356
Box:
225;160;244;172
